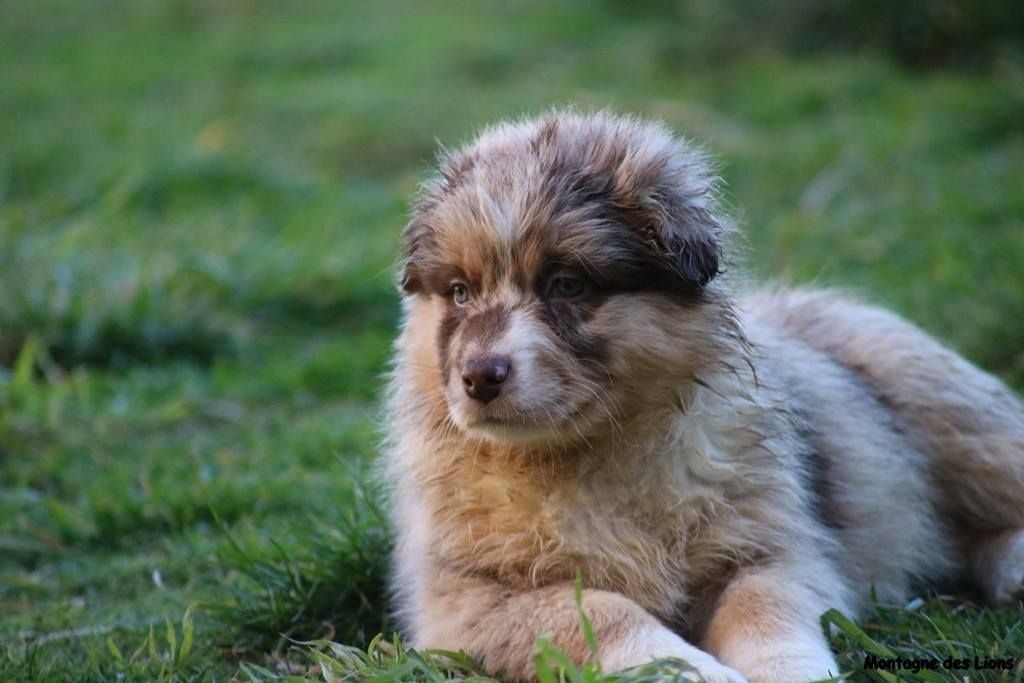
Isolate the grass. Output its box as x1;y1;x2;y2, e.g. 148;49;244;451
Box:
1;1;1023;681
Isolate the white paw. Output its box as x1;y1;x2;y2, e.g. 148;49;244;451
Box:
602;625;748;683
714;634;840;683
992;530;1024;604
676;658;749;683
727;651;840;683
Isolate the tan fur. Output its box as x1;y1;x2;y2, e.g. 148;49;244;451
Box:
704;569;840;681
381;110;1024;683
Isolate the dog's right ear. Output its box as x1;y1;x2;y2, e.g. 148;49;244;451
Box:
399;259;421;295
400;143;481;295
398;219;425;295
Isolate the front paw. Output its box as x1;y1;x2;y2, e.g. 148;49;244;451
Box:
602;625;748;683
671;658;749;683
989;529;1024;604
732;652;840;683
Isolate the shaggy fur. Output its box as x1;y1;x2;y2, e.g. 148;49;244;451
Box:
382;110;1024;683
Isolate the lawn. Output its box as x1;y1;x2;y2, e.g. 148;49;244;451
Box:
1;1;1023;681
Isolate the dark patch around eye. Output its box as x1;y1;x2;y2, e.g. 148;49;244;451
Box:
539;239;706;307
538;298;609;366
550;276;586;298
527;240;709;372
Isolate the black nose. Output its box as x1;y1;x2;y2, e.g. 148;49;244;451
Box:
461;356;511;404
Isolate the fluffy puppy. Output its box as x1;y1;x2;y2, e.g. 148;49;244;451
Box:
382;110;1024;683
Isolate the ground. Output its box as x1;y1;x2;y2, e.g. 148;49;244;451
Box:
1;2;1023;682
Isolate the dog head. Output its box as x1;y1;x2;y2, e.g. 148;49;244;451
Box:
397;111;737;445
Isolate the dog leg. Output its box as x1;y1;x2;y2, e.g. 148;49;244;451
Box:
967;528;1024;604
703;565;842;683
413;573;746;682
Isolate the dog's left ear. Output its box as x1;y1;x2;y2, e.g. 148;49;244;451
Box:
644;195;723;288
608;129;726;289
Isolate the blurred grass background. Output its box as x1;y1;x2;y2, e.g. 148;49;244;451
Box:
1;1;1022;681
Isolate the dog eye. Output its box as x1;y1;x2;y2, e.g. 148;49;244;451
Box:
549;276;587;299
451;282;470;306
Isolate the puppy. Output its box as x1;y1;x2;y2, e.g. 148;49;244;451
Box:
382;110;1024;683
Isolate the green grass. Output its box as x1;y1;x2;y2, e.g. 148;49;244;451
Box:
1;1;1023;681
